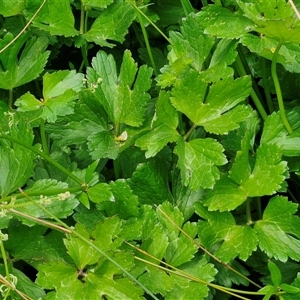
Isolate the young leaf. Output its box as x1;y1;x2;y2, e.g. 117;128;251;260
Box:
174;137;227;190
88;50;152;126
255;196;300;262
268;260;282;287
84;0;135;47
0;34;49;89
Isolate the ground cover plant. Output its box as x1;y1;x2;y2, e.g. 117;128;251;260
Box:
1;0;300;299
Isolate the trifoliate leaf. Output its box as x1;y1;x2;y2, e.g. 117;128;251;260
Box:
0;34;49;89
84;0;135;47
16;70;84;122
0;115;36;197
204;143;287;211
26;0;78;36
196;5;255;39
171;72;252;134
174;137;227;190
88;50;152;126
255;196;300;262
195;204;258;262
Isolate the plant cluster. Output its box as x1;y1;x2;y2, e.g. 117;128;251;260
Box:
1;0;300;299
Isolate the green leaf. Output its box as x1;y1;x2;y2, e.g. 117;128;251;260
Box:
129;160;171;205
88;50;152;126
261;109;300;156
87;131;120;160
241;34;300;73
174;137;227;190
170;14;215;71
0;0;25;16
171;72;252;134
47;90;108;147
82;0;113;9
0;115;36;197
195;204;258;262
0;34;49;89
255;196;300;262
26;0;78;36
84;0;135;47
16;179;79;225
268;260;282;287
204;144;287;211
87;182;114;203
196;5;255;39
16;70;84;122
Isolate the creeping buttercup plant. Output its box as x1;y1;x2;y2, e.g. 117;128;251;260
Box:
1;0;300;299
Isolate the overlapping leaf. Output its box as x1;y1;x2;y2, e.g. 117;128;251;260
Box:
0;33;49;89
84;0;135;47
16;70;84;122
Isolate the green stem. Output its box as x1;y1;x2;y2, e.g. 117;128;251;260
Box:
180;0;194;16
246;198;252;225
271;42;293;134
184;124;197;141
255;197;262;220
261;57;274;113
8;89;13;109
0;135;85;186
0;186;83;203
79;3;89;70
0;242;9;282
234;54;268;121
20;191;159;300
39;120;49;155
127;0;171;44
135;10;158;76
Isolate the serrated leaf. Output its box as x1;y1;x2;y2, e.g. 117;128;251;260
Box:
261;109;300;156
241;34;300;73
171;72;252;134
87;182;114;203
84;0;135;47
0;0;24;16
27;0;78;36
82;0;113;9
209;39;238;67
196;5;255;39
16;70;84;122
170;14;215;71
88;50;152;126
0;115;36;197
87;131;120;160
129;160;171;205
195;204;258;262
47;90;108;147
15;179;79;225
0;34;49;89
174;137;227;190
204;143;287;211
255;196;300;262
